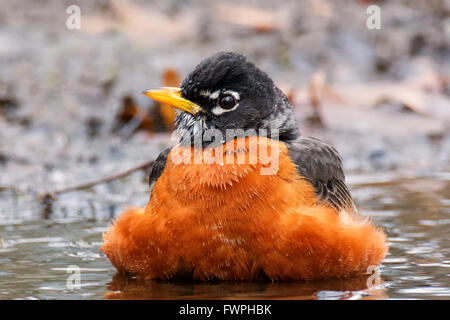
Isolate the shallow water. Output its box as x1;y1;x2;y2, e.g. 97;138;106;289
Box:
0;172;449;300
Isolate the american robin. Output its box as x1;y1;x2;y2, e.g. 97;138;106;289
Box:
101;52;387;281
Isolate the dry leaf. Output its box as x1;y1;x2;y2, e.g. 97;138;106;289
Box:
158;68;181;127
216;4;279;33
114;95;154;134
310;0;332;18
83;0;195;47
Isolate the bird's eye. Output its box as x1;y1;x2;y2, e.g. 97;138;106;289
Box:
218;94;236;110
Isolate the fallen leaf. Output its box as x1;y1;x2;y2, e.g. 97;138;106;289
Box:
82;0;196;47
158;69;180;127
113;95;154;134
216;4;279;33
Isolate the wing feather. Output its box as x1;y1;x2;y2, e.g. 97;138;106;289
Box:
149;147;171;191
287;137;355;213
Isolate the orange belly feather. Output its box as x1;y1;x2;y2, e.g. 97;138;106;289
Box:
101;137;387;281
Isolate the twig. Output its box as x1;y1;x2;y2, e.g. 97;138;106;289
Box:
0;151;31;165
41;160;155;197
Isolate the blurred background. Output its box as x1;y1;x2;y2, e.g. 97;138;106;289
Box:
0;0;449;300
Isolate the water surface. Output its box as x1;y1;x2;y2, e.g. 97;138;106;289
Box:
0;173;449;300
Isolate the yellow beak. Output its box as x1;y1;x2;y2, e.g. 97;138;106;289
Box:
142;87;203;115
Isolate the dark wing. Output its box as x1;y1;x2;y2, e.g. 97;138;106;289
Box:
149;147;171;191
287;137;355;213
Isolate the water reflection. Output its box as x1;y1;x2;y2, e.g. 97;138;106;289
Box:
105;273;388;300
0;174;449;299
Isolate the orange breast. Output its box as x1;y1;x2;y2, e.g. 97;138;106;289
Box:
102;137;387;280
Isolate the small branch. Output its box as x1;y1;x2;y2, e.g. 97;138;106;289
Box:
0;151;31;165
41;160;155;197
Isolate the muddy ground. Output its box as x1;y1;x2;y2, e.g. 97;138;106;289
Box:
0;0;449;301
0;0;449;217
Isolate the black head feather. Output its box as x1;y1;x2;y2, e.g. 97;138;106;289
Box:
181;52;274;99
175;52;298;147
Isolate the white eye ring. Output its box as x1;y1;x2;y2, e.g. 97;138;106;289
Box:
199;89;221;100
223;90;240;101
211;90;240;115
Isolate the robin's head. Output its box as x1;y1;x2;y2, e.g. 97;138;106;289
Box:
144;52;298;147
